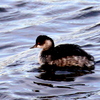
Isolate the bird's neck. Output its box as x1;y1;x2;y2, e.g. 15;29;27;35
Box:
43;40;54;51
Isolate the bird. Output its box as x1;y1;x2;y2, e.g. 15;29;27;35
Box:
30;35;94;71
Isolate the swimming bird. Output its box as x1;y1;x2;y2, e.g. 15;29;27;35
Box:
30;35;94;71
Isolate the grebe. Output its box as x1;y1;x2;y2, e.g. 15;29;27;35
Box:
30;35;94;70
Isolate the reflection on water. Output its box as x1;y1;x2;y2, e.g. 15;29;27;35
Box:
36;70;94;81
0;0;100;99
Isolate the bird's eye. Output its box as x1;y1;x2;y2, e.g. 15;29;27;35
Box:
37;42;40;45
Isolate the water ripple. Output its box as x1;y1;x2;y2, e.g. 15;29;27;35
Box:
0;0;100;100
0;7;7;12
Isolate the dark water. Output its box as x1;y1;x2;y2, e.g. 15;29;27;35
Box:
0;0;100;100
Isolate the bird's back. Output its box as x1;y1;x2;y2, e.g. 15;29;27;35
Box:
50;44;93;60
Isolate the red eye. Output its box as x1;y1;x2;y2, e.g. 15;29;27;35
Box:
37;42;40;45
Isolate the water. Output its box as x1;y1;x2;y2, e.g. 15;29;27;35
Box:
0;0;100;99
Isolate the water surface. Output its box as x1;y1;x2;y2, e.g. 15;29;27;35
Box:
0;0;100;99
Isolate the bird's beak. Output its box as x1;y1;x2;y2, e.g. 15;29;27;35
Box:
30;44;37;49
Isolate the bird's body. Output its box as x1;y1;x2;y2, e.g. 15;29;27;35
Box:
31;35;94;70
